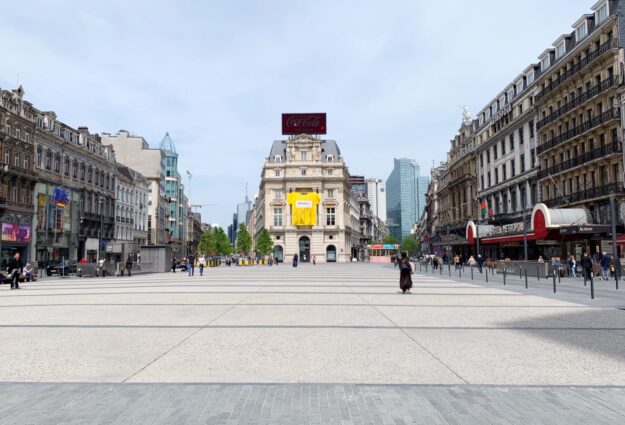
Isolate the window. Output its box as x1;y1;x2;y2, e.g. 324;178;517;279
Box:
527;70;535;85
480;175;484;189
327;155;334;162
494;145;498;160
274;190;282;199
23;157;28;170
529;123;535;139
14;153;20;167
87;167;93;183
36;147;42;167
326;207;336;226
4;149;9;165
73;161;78;178
301;169;307;176
530;149;535;168
274;155;282;163
327;189;334;198
495;168;499;184
575;22;588;41
487;172;491;186
613;163;620;183
301;151;307;161
273;208;282;226
555;42;566;59
509;135;514;151
80;163;86;181
15;128;20;140
511;159;515;177
596;2;609;24
501;140;505;156
520;154;526;173
25;133;30;143
502;164;507;181
64;157;70;176
327;169;333;175
274;170;281;177
486;150;490;163
540;55;550;72
480;154;484;168
45;150;52;170
519;127;524;145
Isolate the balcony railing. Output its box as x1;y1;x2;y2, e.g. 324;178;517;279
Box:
538;141;622;179
537;76;620;129
0;163;38;179
535;38;619;103
537;107;620;155
542;182;625;208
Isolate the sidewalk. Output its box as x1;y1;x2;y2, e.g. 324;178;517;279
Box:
415;263;625;309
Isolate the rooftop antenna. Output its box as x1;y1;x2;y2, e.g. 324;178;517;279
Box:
245;183;249;202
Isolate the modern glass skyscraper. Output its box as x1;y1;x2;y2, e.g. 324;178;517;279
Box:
386;158;429;241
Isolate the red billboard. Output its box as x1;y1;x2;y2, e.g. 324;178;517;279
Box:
282;113;327;135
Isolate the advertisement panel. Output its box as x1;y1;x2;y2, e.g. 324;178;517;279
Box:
286;192;321;226
1;223;32;242
282;113;327;135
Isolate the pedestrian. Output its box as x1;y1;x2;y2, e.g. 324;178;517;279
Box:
477;254;484;273
398;251;413;294
312;255;316;265
6;251;22;290
188;253;195;276
292;253;298;268
468;255;476;268
581;252;593;280
275;256;279;266
453;254;460;270
601;251;611;280
97;258;106;277
537;255;544;263
568;255;576;278
171;256;177;273
199;256;205;276
23;262;35;282
125;255;133;277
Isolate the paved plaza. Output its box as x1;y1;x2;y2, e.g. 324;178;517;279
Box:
0;263;624;424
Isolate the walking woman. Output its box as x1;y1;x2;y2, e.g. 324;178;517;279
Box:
398;251;413;294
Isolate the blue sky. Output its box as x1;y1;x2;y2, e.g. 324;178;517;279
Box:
0;0;591;226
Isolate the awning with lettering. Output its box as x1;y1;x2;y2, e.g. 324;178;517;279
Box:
465;203;593;245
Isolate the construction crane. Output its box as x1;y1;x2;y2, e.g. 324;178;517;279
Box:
190;204;216;211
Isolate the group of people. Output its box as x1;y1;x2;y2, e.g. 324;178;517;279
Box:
2;252;35;289
579;251;614;281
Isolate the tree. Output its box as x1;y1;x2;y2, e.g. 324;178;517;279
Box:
381;235;398;245
236;223;252;255
198;228;216;256
256;228;274;256
214;227;233;256
400;237;420;255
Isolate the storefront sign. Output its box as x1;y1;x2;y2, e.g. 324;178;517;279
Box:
1;223;32;242
490;103;512;125
282;113;327;135
53;187;70;207
492;222;524;235
560;225;611;235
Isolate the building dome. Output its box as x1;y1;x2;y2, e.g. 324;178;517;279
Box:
159;132;176;153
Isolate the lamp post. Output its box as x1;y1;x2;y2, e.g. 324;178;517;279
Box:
97;196;104;262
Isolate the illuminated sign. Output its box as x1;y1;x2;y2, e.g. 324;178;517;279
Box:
282;113;327;135
1;223;32;242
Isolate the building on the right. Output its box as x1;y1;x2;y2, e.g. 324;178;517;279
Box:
534;0;625;257
386;158;429;242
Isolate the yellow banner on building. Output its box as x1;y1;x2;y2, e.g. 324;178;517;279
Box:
286;192;321;226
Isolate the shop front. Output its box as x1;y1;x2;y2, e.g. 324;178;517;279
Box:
466;203;622;263
1;222;32;268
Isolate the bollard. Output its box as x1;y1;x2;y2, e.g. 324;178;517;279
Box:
503;267;506;286
537;266;540;281
590;272;595;299
583;270;587;286
552;271;557;293
448;263;451;276
519;266;522;279
524;267;528;289
485;268;488;283
471;266;473;280
440;264;443;275
420;262;422;272
558;269;561;284
459;267;462;279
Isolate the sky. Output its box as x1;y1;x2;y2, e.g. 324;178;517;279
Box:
0;0;591;226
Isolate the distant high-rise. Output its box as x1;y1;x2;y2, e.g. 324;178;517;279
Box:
366;178;386;222
386;158;429;241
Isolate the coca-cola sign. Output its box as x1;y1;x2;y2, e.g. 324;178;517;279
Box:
282;113;327;135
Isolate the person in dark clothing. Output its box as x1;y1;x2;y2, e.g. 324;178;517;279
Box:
477;255;484;273
398;251;413;294
7;252;22;290
600;252;611;280
125;255;133;277
292;253;299;267
580;252;593;280
188;254;195;276
171;256;177;273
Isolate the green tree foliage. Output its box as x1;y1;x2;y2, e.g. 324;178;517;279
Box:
256;228;274;256
400;237;420;255
236;223;253;255
214;227;233;255
381;235;398;245
198;228;216;256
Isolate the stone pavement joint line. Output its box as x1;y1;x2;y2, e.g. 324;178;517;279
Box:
0;263;624;423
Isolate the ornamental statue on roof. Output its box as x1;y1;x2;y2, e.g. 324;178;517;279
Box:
462;105;472;126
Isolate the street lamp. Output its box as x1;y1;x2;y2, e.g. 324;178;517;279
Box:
97;196;104;262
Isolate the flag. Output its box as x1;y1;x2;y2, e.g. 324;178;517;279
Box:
480;199;487;218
